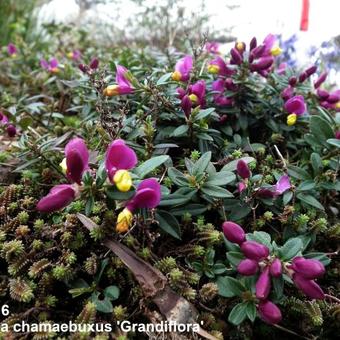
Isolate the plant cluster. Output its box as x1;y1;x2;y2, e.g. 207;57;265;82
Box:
0;29;339;339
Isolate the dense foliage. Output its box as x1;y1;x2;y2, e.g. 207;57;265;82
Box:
0;26;339;340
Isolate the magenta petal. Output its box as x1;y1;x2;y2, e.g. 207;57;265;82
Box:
40;59;49;70
241;241;269;261
222;221;245;245
258;300;282;324
181;95;192;118
293;274;325;299
175;55;193;81
127;178;161;211
256;267;271;300
37;184;75;212
0;112;9;125
191;80;206;101
49;58;58;68
275;175;291;195
270;258;282;277
7;43;17;55
236;160;251;179
212;79;225;93
105;139;137;179
237;259;258;276
292;258;325;279
263;33;276;54
65;138;89;165
284;95;306;115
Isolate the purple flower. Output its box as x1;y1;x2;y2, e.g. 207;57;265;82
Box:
103;65;133;96
236;160;251;179
105;139;137;190
126;178;161;211
207;56;233;77
179;80;206;116
237;259;258;276
212;79;234;106
305;65;317;76
37;184;76;213
116;178;161;233
7;43;17;56
222;221;246;245
298;71;308;83
68;50;81;61
241;241;269;261
257;175;291;198
284;95;306;115
238;181;246;193
258;300;282;324
0;112;9;125
288;76;297;87
314;72;327;89
270;258;282;277
65;138;90;184
249;37;257;51
291;257;325;279
40;58;59;73
256;266;271;300
327;90;340;104
293;274;325;299
172;55;193;82
335;130;340;140
6;124;16;137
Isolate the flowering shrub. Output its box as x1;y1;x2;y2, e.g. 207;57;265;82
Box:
0;31;339;339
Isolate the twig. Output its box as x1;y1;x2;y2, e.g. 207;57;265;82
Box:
274;144;287;170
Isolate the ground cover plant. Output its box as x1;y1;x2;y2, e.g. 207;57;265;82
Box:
0;28;339;339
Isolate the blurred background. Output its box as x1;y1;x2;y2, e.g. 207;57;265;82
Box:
1;0;339;83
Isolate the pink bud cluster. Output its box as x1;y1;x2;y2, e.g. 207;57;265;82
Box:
222;221;327;325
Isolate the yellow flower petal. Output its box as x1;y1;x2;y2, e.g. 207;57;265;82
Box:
103;85;119;97
171;71;182;81
59;158;67;174
113;169;132;192
116;208;133;233
287;113;297;126
207;64;220;74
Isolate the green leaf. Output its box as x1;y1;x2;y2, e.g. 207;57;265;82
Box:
310;116;334;142
246;302;257;322
91;292;113;313
106;187;135;200
226;251;244;267
283;191;293;205
201;184;234;198
278;237;303;261
228;302;248;325
171;204;207;216
216;276;245;297
104;285;120;300
171;125;189;137
155;210;181;239
326;138;340;148
272;276;284;299
206;171;236;186
85;196;94;216
134;155;169;178
310;153;323;175
222;157;255;172
195;108;215;121
287;165;311;180
192;152;212;176
167;167;189;186
297;193;324;210
296;180;316;192
156;72;172;85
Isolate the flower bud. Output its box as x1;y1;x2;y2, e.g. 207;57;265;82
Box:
219;114;228;124
293;274;325;299
281;86;294;101
250;56;274;72
78;63;88;73
256;267;271;300
288;76;297;86
305;65;317;76
222;221;245;245
298;71;308;83
241;241;269;261
236;160;251;179
6;124;17;137
237;259;258;276
316;88;329;100
249;37;257;51
258;300;282;324
314;72;327;89
181;95;192;118
250;44;265;59
270;258;282;277
291;257;325;279
230;48;243;65
89;57;99;69
327;93;340;104
336;130;340;140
